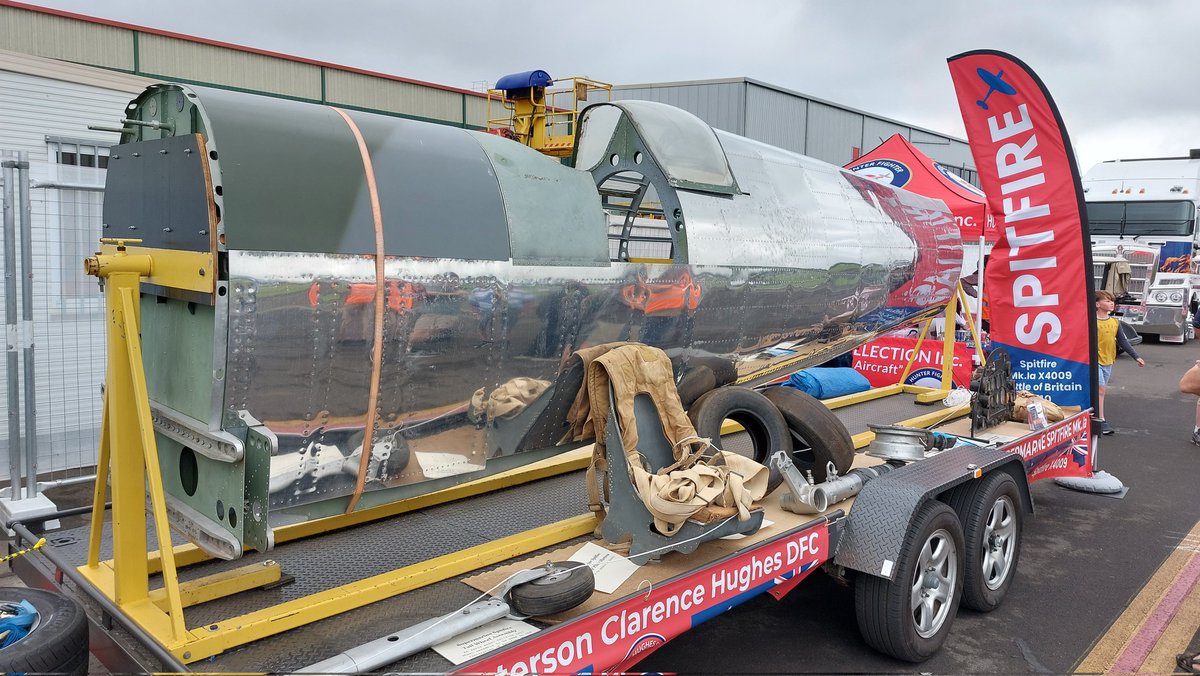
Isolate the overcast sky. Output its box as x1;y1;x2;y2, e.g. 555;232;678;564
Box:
22;0;1200;172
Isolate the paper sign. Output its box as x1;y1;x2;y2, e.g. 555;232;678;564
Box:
568;542;639;593
414;451;485;479
432;618;539;665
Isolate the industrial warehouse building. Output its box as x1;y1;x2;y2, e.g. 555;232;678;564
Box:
0;0;978;488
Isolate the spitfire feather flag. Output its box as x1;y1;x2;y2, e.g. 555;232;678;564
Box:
947;51;1096;416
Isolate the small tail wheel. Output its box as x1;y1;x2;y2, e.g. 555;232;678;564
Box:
509;562;596;617
855;501;964;662
687;386;791;494
946;471;1023;611
760;386;855;483
0;587;89;676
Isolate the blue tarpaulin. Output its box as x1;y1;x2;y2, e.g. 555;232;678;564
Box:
786;367;871;399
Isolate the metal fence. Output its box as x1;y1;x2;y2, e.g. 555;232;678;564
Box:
1;150;105;495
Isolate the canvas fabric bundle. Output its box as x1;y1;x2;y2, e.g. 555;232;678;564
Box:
568;343;768;538
1011;390;1066;423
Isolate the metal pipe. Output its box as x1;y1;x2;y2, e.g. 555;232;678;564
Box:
29;181;103;192
10;521;187;673
2;153;22;495
17;152;36;498
814;464;896;506
37;474;97;492
297;598;510;673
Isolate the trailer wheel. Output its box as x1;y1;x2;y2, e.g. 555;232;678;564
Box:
0;587;89;676
509;562;596;617
946;472;1022;612
687;386;791;494
855;501;964;662
760;386;854;483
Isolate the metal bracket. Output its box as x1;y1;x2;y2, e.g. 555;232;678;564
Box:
152;403;244;462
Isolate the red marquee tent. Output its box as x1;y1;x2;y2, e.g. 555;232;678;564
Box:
845;134;1000;243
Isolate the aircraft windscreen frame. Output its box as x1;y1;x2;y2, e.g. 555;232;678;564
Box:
1085;200;1195;236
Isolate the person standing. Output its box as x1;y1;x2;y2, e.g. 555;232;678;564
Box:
1095;290;1145;434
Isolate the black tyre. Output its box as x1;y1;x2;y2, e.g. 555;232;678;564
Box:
855;501;964;662
509;562;596;617
687;386;791;495
0;586;89;676
760;386;855;483
946;472;1023;612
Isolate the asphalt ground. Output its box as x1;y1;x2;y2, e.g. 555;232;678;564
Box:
636;338;1200;674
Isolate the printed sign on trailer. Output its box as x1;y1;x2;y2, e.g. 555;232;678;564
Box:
458;524;829;675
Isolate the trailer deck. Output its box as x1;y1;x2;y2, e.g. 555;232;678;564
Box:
13;389;980;673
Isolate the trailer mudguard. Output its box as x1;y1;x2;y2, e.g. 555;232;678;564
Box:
834;445;1031;581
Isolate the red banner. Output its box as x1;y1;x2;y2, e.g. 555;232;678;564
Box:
851;336;974;389
947;52;1095;413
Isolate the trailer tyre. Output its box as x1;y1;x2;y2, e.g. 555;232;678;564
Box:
760;386;855;483
509;562;596;617
0;586;89;676
855;501;964;662
687;387;791;495
946;472;1022;612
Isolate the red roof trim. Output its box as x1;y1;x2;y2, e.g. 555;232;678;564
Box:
1;0;490;99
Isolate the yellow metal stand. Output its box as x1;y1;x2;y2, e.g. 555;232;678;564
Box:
78;240;285;659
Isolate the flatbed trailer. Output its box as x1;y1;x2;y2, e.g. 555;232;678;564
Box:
9;389;1089;673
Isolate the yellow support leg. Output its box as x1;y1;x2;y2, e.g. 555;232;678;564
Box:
79;242;189;648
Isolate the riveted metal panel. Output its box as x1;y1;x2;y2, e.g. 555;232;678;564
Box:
745;82;807;154
170;85;510;258
861;118;911;155
139;34;322;100
0;6;133;69
805;101;865;167
834;445;1026;580
344;109;510;260
326;70;463;123
471;131;606;266
613;81;746;134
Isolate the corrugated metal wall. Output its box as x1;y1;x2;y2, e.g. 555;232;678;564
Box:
912;128;975;176
139;34;322;100
615;78;978;180
0;6;132;71
861;118;911;155
0;4;488;129
326;70;463;123
745;83;806;154
613;81;746;135
805;100;864;167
